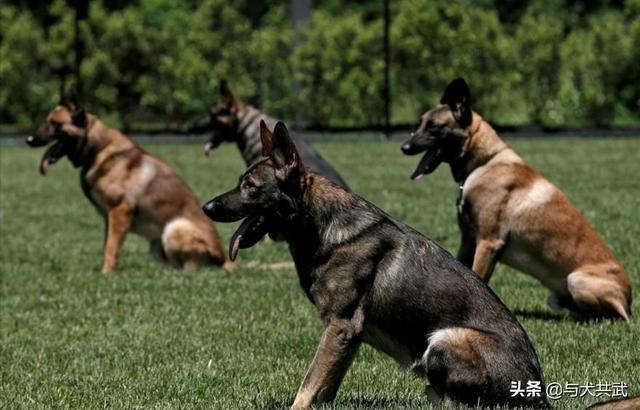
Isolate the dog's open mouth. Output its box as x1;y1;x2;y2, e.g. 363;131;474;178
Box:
229;214;272;261
410;148;444;180
204;131;224;156
39;140;66;175
204;140;221;156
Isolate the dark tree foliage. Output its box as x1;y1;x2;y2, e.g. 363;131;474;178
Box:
1;0;638;129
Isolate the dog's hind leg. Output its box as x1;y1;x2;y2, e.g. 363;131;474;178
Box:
149;239;166;262
424;328;492;407
424;327;546;408
547;292;577;313
163;248;217;270
162;218;229;269
425;385;453;406
567;269;631;321
182;248;232;270
162;218;201;269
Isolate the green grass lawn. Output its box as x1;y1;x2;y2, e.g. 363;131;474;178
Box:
1;138;639;409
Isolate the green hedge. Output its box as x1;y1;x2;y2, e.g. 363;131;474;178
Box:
1;0;638;129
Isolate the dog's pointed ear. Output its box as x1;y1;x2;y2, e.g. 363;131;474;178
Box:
59;85;68;106
67;86;86;127
69;86;82;106
71;107;87;128
220;80;239;110
220;79;238;108
220;79;232;98
260;120;273;157
441;77;472;128
59;89;75;111
271;121;305;176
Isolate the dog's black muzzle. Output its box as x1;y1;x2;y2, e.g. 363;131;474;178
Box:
401;132;432;155
202;190;273;261
25;128;52;147
203;131;225;155
202;191;246;223
401;132;447;180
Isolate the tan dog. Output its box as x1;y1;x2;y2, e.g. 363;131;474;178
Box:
26;93;230;272
402;78;632;320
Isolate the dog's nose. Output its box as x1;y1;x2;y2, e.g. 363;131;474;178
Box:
25;134;50;147
202;200;216;217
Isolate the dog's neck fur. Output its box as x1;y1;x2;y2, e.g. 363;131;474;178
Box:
234;105;275;166
449;112;508;183
284;174;380;289
73;114;136;170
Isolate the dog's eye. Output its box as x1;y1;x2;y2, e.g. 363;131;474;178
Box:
50;120;62;127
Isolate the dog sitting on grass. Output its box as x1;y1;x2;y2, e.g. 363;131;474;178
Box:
402;78;632;321
26;92;231;272
188;80;350;190
202;120;547;408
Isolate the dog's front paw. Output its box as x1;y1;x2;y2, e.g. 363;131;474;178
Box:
290;392;312;410
101;260;117;273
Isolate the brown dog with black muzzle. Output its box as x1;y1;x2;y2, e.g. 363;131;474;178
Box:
401;78;632;321
26;93;231;272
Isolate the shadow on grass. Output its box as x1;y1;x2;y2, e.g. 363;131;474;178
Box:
513;308;626;324
513;308;566;322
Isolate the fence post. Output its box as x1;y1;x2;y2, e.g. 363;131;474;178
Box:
383;0;391;138
71;0;88;97
291;0;312;128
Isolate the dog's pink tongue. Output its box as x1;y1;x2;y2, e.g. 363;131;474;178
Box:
229;233;241;261
410;149;442;181
40;157;50;175
204;142;214;156
410;164;426;180
39;141;62;175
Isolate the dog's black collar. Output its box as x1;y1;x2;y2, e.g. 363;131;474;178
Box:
456;183;465;215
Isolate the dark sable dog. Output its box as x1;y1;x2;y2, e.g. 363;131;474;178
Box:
202;120;547;409
401;78;632;320
26;93;231;272
188;80;349;189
